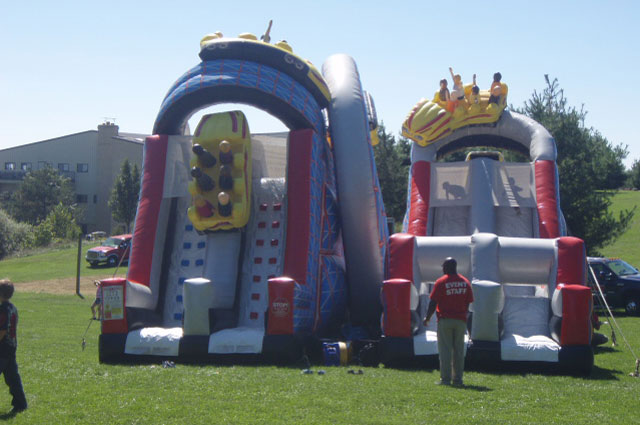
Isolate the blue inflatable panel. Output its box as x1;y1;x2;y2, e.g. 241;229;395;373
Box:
154;60;324;135
198;38;331;108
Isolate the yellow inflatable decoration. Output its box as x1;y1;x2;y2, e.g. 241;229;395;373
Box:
187;111;252;231
402;82;508;146
199;32;330;105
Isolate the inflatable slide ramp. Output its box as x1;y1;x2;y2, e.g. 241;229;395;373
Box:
381;109;593;375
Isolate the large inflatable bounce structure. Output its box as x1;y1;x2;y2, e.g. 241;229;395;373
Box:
98;30;593;374
380;83;593;374
99;31;388;363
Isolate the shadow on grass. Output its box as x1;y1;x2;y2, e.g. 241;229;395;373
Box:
86;262;129;270
588;365;623;381
593;345;617;354
0;412;16;421
455;384;491;392
0;409;25;420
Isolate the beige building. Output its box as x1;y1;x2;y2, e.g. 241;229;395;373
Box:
0;122;146;234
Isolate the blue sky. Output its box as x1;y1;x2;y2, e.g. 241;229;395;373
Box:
1;0;638;166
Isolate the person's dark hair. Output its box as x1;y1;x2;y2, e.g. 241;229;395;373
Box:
472;86;479;94
0;280;15;300
442;257;457;275
493;72;502;82
440;79;448;86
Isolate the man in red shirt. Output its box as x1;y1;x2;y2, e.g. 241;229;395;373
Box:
424;257;473;387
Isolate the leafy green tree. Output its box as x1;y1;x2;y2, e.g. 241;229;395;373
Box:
516;76;633;253
9;166;74;225
0;209;34;259
45;203;80;240
31;204;80;246
373;124;411;222
109;159;140;233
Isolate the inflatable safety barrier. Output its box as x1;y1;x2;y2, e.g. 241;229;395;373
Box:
380;233;593;375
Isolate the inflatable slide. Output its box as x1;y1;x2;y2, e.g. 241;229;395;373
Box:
98;32;388;363
380;107;594;374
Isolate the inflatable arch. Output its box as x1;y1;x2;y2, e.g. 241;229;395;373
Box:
405;110;566;238
99;35;388;362
381;109;593;374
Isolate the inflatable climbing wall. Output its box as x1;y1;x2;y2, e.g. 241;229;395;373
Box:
98;33;387;363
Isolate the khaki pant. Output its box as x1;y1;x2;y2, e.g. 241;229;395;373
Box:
437;318;467;384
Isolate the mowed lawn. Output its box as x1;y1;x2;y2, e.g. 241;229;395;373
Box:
600;190;640;266
0;193;639;423
0;240;127;284
0;291;637;424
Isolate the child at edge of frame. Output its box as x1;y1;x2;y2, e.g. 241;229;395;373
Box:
0;279;27;414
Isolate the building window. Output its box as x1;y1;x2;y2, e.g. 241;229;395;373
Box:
93;195;97;204
77;163;89;173
76;194;88;203
4;162;16;170
38;161;51;169
21;162;32;171
58;163;69;172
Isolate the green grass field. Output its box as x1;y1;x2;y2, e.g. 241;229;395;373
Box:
0;292;636;424
600;190;640;267
0;192;639;423
0;240;127;284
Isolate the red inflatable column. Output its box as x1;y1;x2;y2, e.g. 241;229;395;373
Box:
556;236;586;285
382;279;412;338
407;161;431;236
283;130;312;284
559;285;592;346
388;233;416;281
535;160;560;238
127;135;168;288
267;277;295;335
100;278;128;334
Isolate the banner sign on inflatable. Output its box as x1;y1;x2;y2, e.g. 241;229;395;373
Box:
102;286;124;320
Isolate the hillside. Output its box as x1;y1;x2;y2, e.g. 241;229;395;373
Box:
599;190;640;266
0;240;127;293
1;191;638;285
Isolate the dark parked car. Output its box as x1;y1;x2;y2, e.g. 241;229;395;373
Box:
587;257;640;316
85;234;132;267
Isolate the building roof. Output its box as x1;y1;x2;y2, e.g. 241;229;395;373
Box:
1;129;288;154
115;132;150;144
0;130;97;153
252;131;288;143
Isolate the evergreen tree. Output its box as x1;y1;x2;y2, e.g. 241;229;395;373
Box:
629;159;640;190
515;76;633;253
8;166;74;225
373;124;410;223
109;159;141;233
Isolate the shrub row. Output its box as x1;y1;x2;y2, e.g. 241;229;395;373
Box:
0;204;80;260
0;209;34;259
